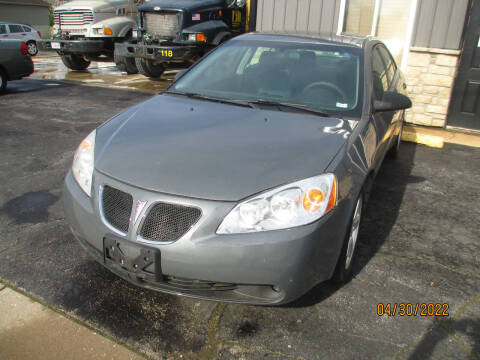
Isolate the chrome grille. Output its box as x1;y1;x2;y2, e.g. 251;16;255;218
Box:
54;9;94;26
140;202;201;242
101;186;133;233
144;12;179;39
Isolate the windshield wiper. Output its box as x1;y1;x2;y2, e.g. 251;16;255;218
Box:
246;99;332;117
163;90;254;108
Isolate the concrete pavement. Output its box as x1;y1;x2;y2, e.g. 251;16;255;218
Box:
0;284;144;360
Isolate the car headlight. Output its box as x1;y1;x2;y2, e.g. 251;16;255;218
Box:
132;29;138;39
236;0;246;6
217;174;337;234
72;129;96;197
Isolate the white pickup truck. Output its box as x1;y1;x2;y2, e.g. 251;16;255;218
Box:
39;0;142;73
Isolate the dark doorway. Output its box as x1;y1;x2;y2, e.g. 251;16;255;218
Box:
447;0;480;130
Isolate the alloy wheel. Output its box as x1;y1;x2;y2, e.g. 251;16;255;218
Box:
345;197;362;269
27;42;37;56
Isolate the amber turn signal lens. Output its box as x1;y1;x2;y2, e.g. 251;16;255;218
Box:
325;178;337;213
196;33;206;42
104;28;113;35
219;10;223;16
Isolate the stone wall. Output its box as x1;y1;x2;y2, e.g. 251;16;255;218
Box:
404;47;460;127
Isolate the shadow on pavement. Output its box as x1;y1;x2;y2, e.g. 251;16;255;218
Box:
408;317;480;360
1;79;74;95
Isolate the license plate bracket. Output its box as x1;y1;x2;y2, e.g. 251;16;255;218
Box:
51;42;61;49
103;237;162;282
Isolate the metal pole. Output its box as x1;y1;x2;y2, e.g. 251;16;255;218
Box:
337;0;347;35
370;0;382;36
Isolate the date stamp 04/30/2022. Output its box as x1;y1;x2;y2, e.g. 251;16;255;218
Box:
377;303;450;317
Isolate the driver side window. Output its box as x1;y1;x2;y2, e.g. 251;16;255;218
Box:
372;47;388;100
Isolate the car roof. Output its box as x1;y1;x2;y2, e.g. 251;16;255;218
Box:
0;22;32;26
235;31;373;48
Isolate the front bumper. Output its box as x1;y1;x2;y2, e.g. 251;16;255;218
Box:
63;170;351;305
38;39;105;54
115;42;201;61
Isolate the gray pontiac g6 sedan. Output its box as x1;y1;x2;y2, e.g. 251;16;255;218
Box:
63;32;411;305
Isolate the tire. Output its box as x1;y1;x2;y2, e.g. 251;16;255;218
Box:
135;58;166;78
0;68;7;93
388;120;403;158
27;41;38;56
332;193;363;283
61;54;91;71
114;51;138;74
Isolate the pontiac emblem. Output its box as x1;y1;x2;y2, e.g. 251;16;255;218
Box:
134;200;147;223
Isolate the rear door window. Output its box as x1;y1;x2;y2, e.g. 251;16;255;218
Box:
8;24;24;33
22;26;32;32
0;25;6;34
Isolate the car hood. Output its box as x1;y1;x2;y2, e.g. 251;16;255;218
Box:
95;95;352;201
55;1;113;12
140;0;224;12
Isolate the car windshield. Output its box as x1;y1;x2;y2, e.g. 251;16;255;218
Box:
170;38;364;117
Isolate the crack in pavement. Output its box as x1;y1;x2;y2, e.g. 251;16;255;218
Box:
180;302;303;360
221;339;306;359
193;302;227;360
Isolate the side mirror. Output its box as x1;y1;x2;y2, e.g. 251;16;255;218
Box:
374;91;412;112
173;69;187;82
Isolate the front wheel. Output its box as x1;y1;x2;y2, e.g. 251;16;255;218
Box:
135;58;166;78
27;41;38;56
332;193;363;283
61;54;91;71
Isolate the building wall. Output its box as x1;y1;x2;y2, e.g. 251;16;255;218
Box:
412;0;469;50
0;4;50;38
405;48;460;127
255;0;341;33
404;0;469;128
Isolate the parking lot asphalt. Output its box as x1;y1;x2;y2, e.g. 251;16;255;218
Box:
0;75;479;360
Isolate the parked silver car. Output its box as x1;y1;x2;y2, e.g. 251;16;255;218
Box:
0;22;42;56
0;39;34;92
